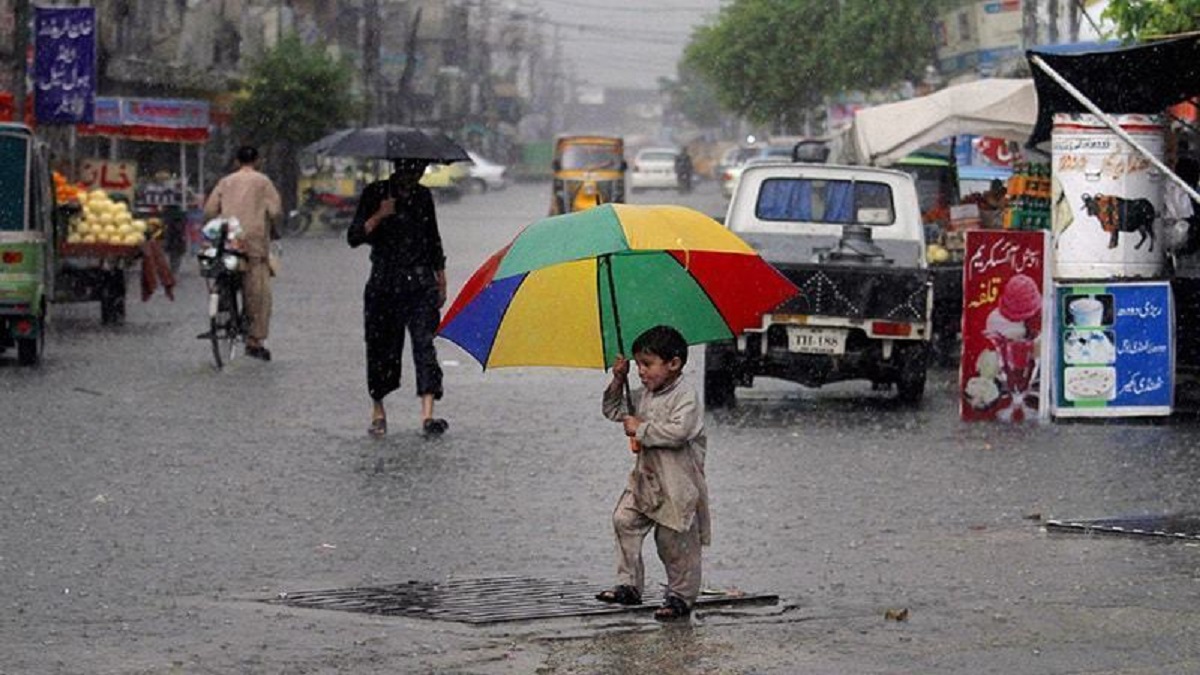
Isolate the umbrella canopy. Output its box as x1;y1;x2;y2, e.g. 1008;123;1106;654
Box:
319;125;470;163
438;204;799;369
302;128;357;155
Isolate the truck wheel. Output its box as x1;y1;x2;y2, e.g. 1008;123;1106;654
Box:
895;342;929;404
704;366;737;408
933;329;959;368
100;272;126;325
17;307;45;366
16;334;41;366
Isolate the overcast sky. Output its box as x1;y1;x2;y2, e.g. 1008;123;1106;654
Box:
529;0;725;91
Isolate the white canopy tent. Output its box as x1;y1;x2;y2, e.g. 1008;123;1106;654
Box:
850;78;1038;167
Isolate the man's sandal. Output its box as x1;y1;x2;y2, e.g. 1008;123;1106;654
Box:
368;418;387;438
653;595;691;622
595;584;642;605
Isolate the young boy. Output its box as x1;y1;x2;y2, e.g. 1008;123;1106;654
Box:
595;325;710;621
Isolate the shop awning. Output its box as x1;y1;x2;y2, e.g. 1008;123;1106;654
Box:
76;97;210;143
1026;35;1200;147
851;78;1037;166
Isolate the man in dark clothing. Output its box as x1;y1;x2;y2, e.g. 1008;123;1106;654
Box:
674;150;693;193
347;159;449;437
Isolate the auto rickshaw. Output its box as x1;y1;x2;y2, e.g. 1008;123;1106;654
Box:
0;123;54;365
550;135;626;215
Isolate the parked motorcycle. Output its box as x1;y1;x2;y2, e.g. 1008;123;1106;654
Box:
283;188;357;236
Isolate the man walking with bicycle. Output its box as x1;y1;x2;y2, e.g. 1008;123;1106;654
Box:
204;145;282;361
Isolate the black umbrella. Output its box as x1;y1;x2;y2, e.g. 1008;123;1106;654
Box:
302;128;357;155
320;125;470;163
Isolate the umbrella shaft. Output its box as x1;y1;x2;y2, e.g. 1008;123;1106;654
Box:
602;254;636;414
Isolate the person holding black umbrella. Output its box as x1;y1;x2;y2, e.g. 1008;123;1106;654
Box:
347;158;449;437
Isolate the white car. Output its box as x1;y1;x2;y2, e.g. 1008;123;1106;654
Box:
629;147;681;192
719;144;799;198
721;156;786;199
463;151;507;193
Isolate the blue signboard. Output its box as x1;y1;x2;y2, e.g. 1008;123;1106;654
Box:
1052;281;1173;417
33;7;96;124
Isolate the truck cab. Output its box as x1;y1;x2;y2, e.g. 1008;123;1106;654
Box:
0;123;54;365
705;162;932;405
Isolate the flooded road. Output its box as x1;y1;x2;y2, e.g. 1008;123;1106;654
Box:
4;180;1200;673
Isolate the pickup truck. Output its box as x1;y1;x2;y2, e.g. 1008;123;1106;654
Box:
705;163;933;405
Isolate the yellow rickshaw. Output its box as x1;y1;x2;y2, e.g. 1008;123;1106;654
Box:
550;135;626;214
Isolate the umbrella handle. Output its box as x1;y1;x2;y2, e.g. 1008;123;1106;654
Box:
622;377;640;453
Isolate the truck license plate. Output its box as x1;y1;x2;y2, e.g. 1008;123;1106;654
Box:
786;326;847;354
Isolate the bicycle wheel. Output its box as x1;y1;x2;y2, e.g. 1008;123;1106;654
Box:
219;283;241;365
206;280;240;369
209;313;224;369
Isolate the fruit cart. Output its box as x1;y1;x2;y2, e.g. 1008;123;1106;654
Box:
52;188;148;324
54;241;139;324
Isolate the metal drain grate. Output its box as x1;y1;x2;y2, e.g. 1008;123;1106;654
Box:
1046;513;1200;541
266;575;778;624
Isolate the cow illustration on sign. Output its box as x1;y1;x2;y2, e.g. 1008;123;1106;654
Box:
1080;193;1157;251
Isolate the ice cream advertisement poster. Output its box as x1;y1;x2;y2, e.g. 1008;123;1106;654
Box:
960;231;1051;422
1052;281;1173;417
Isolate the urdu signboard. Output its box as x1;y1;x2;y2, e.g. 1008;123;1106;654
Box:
33;6;96;124
1052;281;1174;418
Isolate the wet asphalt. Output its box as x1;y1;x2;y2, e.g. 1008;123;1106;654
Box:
4;181;1200;674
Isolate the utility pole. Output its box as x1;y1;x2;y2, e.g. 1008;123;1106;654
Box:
362;0;380;125
1022;0;1038;49
1067;0;1080;43
396;6;423;126
1047;0;1059;45
476;0;494;132
13;0;29;121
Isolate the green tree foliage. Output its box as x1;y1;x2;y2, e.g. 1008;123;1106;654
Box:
232;34;359;208
830;0;943;91
683;0;839;131
683;0;950;131
1103;0;1200;41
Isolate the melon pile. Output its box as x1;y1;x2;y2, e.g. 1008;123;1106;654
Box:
67;190;147;246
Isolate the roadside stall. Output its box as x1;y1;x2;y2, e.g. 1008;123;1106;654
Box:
57;97;208;322
1024;35;1200;420
848;78;1040;357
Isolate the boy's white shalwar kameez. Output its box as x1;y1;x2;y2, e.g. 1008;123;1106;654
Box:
603;374;710;606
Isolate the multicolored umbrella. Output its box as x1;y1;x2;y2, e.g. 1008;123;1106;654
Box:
438;204;798;370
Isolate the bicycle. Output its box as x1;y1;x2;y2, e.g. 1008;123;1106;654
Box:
197;219;248;369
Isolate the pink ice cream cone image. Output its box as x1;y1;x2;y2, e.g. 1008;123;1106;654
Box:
999;273;1042;337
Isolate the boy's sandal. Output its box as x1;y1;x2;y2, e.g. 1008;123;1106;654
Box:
653;595;691;622
595;584;642;606
368;418;387;438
